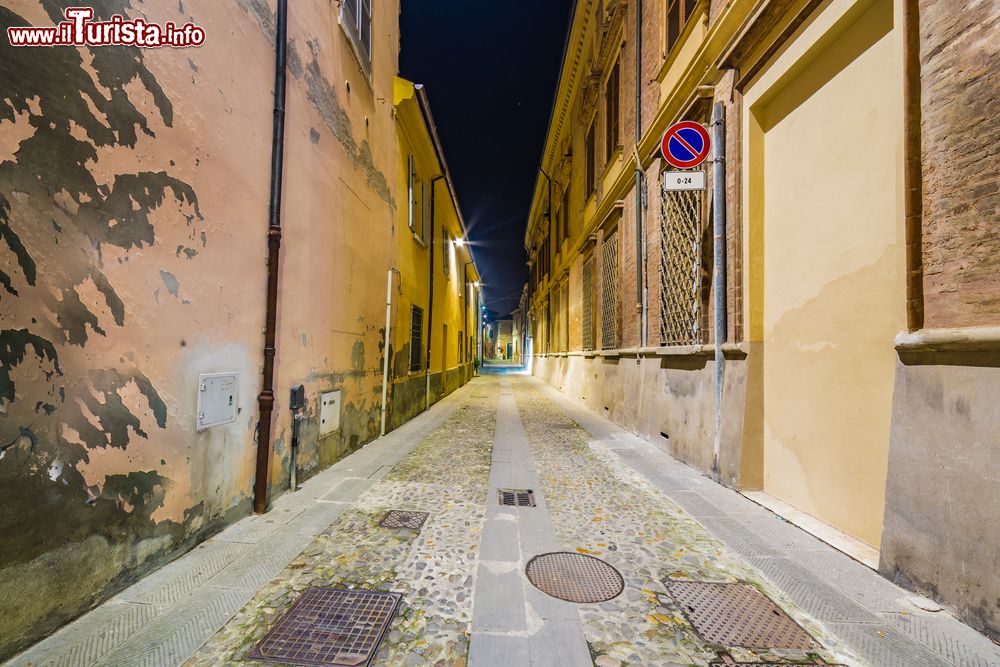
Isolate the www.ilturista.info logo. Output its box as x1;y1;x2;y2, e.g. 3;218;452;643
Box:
7;7;205;47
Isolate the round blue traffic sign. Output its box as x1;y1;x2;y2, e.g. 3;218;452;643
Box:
660;121;711;169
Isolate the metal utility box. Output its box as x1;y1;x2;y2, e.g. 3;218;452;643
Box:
319;390;341;436
197;372;239;430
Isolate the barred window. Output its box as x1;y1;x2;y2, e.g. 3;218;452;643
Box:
600;229;620;350
458;331;464;363
561;281;569;351
409;305;423;372
582;256;594;351
659;171;704;345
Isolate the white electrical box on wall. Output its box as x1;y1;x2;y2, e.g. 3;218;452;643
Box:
319;390;342;437
197;372;239;430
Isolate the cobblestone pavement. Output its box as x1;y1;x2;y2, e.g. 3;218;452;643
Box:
8;373;1000;667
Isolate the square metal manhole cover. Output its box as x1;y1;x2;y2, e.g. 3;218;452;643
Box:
377;510;429;530
249;587;402;666
497;488;535;507
664;581;819;650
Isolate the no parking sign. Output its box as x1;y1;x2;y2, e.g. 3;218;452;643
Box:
660;121;712;169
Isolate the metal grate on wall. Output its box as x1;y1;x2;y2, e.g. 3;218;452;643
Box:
600;229;620;350
582;256;594;351
409;305;423;371
561;281;569;351
658;175;703;346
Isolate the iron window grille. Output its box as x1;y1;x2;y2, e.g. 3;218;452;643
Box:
600;229;620;350
561;282;569;351
341;0;372;75
582;256;594;351
409;305;423;372
658;171;703;345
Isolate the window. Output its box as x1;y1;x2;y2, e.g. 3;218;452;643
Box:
600;229;620;350
586;123;596;196
341;0;372;74
442;228;450;276
407;155;416;234
605;60;620;161
458;331;464;364
665;0;697;54
469;335;473;362
561;282;569;351
561;184;571;243
443;324;448;368
409;305;423;372
582;256;594;351
552;288;560;352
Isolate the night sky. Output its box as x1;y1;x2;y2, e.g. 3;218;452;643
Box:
400;1;574;317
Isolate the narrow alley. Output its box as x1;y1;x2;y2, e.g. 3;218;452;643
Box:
10;369;999;667
3;0;1000;665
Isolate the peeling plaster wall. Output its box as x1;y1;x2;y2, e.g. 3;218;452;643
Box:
0;0;401;657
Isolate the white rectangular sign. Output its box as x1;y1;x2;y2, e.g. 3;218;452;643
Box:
663;170;706;191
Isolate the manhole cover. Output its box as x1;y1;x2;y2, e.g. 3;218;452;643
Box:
497;488;535;507
378;510;429;530
526;552;624;603
249;588;401;666
665;581;818;650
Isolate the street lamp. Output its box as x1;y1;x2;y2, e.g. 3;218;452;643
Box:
454;237;465;248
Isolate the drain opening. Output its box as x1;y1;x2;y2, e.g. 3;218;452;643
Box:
497;488;535;507
664;580;818;650
526;552;624;603
249;587;401;666
378;510;429;530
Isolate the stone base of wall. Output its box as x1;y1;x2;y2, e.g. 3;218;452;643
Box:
386;365;474;433
881;354;1000;640
531;353;748;486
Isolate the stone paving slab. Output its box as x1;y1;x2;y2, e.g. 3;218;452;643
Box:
534;377;1000;667
6;384;471;667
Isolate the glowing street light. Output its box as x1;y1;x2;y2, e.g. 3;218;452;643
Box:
454;237;465;248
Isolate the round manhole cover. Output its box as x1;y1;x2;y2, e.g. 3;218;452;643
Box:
525;552;624;603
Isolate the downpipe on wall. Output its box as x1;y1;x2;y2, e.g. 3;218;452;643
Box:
253;0;288;514
710;101;727;480
380;268;400;436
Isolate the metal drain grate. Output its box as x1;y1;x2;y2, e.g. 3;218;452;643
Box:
497;488;535;507
377;510;429;530
526;552;624;603
249;587;401;666
664;581;818;650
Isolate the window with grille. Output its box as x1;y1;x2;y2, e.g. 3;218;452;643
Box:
561;282;569;351
458;331;464;363
586;123;597;196
600;229;620;350
582;256;594;351
341;0;372;75
665;0;697;54
409;305;423;372
551;288;560;352
605;59;620;161
658;172;703;345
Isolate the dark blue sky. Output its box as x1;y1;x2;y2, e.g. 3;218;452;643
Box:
400;1;574;317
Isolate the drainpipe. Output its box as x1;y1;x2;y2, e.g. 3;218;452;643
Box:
634;0;645;346
253;0;288;514
380;268;400;436
903;0;923;331
710;101;727;480
425;175;444;410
